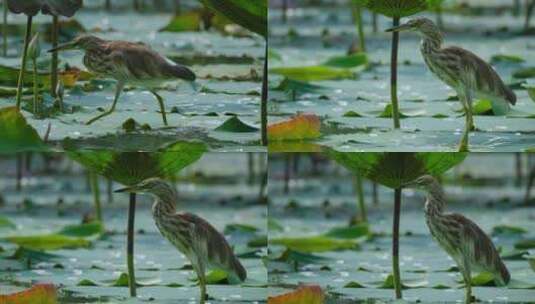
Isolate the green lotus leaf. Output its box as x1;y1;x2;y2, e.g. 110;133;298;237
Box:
363;0;428;18
326;152;466;189
199;0;267;37
66;141;206;185
0;107;47;154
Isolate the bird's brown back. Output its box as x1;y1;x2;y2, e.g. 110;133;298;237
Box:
444;46;516;105
447;213;510;284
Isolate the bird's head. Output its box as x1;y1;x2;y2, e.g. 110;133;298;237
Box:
402;175;438;191
48;34;105;53
114;177;171;196
385;17;439;36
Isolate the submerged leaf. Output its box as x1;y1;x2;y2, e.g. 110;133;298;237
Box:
270;236;358;253
268;285;324;304
57;222;104;238
491;225;527;236
268;114;321;141
490;54;525;64
513;67;535;79
323;224;370;239
3;235;90;250
270;66;354;82
0;216;16;229
322;53;368;68
0;283;57;304
214;116;259;132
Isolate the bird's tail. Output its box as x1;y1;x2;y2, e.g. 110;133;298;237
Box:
166;64;196;82
227;256;247;284
494;258;510;286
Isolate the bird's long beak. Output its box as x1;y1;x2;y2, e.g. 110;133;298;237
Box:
385;23;412;33
48;41;77;53
114;185;137;193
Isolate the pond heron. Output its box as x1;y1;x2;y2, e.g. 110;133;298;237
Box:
49;35;196;126
404;175;510;303
115;178;246;304
386;18;516;152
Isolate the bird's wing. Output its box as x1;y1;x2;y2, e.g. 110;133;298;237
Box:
177;212;246;283
447;213;510;284
107;41;195;82
444;46;516;109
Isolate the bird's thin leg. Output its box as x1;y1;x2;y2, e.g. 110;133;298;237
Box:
86;81;125;125
461;261;473;304
150;90;168;126
194;262;207;304
467;99;476;132
458;94;470;152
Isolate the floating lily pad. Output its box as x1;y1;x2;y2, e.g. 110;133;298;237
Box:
214;116;258;132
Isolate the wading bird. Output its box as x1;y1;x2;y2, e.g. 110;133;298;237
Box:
114;178;246;304
49;35;196;126
386;18;516;152
404;175;510;303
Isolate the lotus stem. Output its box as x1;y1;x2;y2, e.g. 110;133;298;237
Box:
284;154;290;194
248;153;255;185
372;12;378;33
282;0;288;23
514;0;521;16
515;153;522;187
127;193;137;297
107;179;113;204
2;1;7;57
89;172;102;223
436;4;443;30
105;0;111;10
261;39;268;146
352;3;366;52
372;182;378;205
525;0;535;32
392;187;402;299
16;154;22;192
32;57;38;117
15;16;33;110
525;166;535;205
390;17;401;129
354;174;367;222
51;15;59;97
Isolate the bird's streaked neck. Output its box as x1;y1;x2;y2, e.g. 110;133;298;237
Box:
420;30;443;53
424;181;445;216
150;186;178;217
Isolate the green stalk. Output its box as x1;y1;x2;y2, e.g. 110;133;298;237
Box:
390;17;401;129
51;15;59;97
354;174;367;222
392;187;402;299
3;1;7;57
89;172;102;223
352;3;366;52
525;167;534;205
15;16;33;110
372;182;379;205
282;0;288;23
372;12;378;33
525;0;535;32
32;57;38;116
261;39;268;146
16;154;22;192
127;193;137;297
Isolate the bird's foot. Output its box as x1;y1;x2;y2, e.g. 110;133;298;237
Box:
465;295;478;303
86;110;113;125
